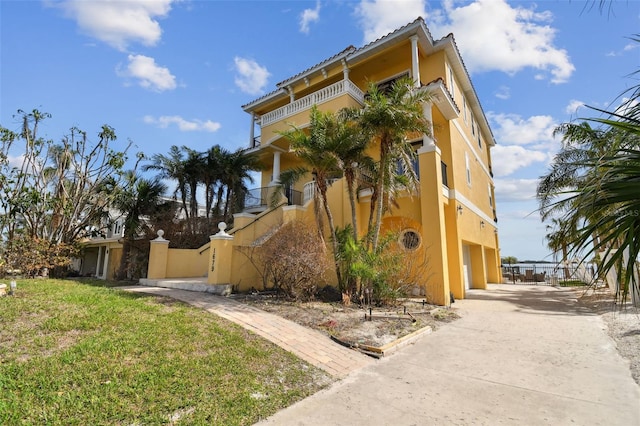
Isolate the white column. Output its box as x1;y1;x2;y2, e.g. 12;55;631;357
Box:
342;59;350;81
249;113;255;147
410;35;420;88
422;103;435;148
102;248;110;279
95;246;103;278
287;85;294;103
271;151;281;184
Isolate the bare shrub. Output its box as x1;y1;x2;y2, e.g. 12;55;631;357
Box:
258;221;330;300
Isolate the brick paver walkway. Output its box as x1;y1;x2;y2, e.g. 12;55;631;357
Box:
117;285;374;378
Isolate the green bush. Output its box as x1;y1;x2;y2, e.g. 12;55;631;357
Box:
1;235;79;278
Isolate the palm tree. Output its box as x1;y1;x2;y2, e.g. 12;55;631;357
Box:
219;148;262;222
333;110;372;242
537;66;640;304
181;146;204;229
544;217;579;279
280;106;345;288
114;172;167;280
144;146;189;218
560;146;640;304
537;122;626;219
343;77;432;250
202;145;227;218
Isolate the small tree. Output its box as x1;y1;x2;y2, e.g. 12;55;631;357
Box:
342;77;432;251
0;109;133;245
113;172;167;280
278;106;345;288
258;221;331;300
501;256;518;266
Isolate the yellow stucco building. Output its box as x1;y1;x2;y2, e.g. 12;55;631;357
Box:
145;17;501;305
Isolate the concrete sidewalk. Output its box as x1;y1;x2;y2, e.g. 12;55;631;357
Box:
117;285;373;378
257;284;640;425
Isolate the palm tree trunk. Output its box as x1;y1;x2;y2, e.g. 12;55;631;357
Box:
318;181;343;289
345;170;359;242
371;144;389;252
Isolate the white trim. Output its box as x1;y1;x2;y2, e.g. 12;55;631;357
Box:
449;189;496;228
451;119;492;179
417;144;440;155
422;80;459;120
282;204;308;213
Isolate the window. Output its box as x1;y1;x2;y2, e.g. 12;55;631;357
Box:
478;133;482;149
376;72;410;95
465;152;471;186
441;161;448;187
396;157;420;180
112;219;123;237
400;229;421;251
395;141;421;180
471;115;476;137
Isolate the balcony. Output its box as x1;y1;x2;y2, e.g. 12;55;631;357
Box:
259;80;365;127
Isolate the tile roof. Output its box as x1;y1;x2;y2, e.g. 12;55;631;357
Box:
242;16;495;144
276;45;357;87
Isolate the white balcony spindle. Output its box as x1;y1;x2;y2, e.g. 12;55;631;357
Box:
260;80;364;127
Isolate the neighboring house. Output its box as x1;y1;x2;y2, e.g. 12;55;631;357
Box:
146;18;502;305
75;207;125;280
76;198;207;280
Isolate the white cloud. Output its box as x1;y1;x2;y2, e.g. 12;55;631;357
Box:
614;96;639;117
143;115;221;132
53;0;175;51
488;112;557;146
491;145;549;177
118;54;176;92
495;85;510;100
494;177;539;202
6;154;25;169
607;41;639;57
431;0;574;83
565;99;585;116
300;2;321;34
234;57;270;95
355;0;426;43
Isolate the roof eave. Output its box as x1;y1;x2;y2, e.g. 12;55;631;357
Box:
423;79;459;120
241;88;288;113
434;34;496;146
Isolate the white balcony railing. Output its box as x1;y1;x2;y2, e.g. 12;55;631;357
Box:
303;179;341;205
260;79;365;127
303;181;315;205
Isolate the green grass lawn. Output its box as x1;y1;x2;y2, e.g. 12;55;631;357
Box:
0;279;332;425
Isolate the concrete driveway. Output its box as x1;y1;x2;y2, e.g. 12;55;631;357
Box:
257;284;640;425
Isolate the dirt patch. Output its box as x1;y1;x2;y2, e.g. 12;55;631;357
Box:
576;286;640;385
232;292;459;348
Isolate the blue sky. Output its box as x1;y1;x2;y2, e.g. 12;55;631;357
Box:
1;0;638;261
